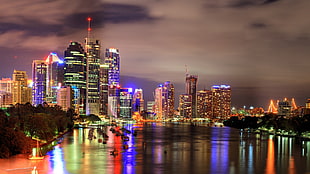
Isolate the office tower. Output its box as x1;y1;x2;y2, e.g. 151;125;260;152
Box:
12;70;31;104
162;81;175;118
104;48;120;118
211;85;231;119
104;48;120;86
0;78;13;107
197;89;212;118
185;74;198;118
154;85;163;120
45;53;63;104
85;18;101;115
99;64;109;116
64;41;86;115
32;60;47;106
146;101;155;119
120;88;133;119
0;78;13;93
57;86;73;111
179;94;192;118
0;91;12;108
132;88;144;113
108;85;120;118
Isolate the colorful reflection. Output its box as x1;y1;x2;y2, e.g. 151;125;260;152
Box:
210;128;229;173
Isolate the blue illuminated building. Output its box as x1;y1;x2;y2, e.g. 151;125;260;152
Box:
120;88;133;119
32;60;47;106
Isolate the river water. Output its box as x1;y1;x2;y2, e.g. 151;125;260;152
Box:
0;122;310;174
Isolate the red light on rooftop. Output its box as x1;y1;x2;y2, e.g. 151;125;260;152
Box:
87;17;92;21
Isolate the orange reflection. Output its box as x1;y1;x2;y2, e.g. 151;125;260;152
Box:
289;157;295;174
266;137;275;174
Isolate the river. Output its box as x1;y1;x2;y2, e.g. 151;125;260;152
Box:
0;122;310;174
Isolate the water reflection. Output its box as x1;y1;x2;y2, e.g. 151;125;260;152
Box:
1;124;310;174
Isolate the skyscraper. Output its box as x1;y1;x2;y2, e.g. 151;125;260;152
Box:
132;88;144;113
162;81;175;118
12;70;31;104
99;64;109;116
32;60;47;106
45;53;63;104
105;48;120;86
104;48;121;118
120;88;133;119
185;74;198;118
211;85;231;119
85;18;101;115
197;89;212;118
154;85;163;120
64;41;86;114
179;94;192;118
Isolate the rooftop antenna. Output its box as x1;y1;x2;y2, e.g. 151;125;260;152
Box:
185;64;189;77
86;17;92;52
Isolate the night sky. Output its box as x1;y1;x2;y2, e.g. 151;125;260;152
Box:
1;0;310;109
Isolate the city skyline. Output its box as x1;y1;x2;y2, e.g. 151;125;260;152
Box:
1;0;310;108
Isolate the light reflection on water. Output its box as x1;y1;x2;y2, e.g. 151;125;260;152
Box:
1;123;310;174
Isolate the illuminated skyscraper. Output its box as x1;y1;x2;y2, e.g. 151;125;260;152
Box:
185;74;198;118
211;85;231;119
0;78;13;107
104;48;120;118
85;18;101;115
32;60;47;106
108;85;120;118
120;88;133;119
154;85;163;120
197;89;212;118
105;48;120;86
99;64;109;116
12;70;31;104
162;81;175;118
153;81;175;120
45;53;63;104
64;41;86;114
133;88;144;113
179;94;192;118
56;86;73;111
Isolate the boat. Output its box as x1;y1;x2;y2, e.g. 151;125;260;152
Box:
29;140;44;160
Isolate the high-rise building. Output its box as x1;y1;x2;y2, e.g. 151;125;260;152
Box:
179;94;192;118
108;85;120;118
45;53;63;104
132;88;144;113
99;64;109;116
0;78;13;107
64;41;87;115
12;70;31;104
0;78;13;94
197;89;212;118
154;85;163;120
104;48;121;118
211;85;231;119
32;60;47;106
57;86;73;111
85;18;101;116
105;48;120;86
162;81;175;118
120;88;133;119
185;74;198;118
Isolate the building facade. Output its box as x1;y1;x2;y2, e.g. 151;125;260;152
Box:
64;41;87;115
32;60;47;106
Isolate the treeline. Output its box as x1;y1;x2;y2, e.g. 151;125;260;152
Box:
0;103;75;158
224;114;310;135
